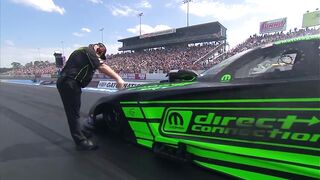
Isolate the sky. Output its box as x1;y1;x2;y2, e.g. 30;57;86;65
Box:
0;0;319;68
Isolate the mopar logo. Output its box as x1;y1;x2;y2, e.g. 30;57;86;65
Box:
221;74;232;82
163;110;192;133
168;112;184;126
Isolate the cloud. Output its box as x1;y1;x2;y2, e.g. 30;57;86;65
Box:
180;0;319;22
137;0;152;9
180;0;250;21
165;3;174;8
72;32;84;37
110;5;138;16
71;43;121;55
4;40;15;47
81;28;91;33
87;0;103;4
11;0;65;15
179;0;320;48
127;24;172;35
105;43;122;55
110;1;151;17
72;28;90;37
72;44;85;48
227;17;260;48
0;46;61;67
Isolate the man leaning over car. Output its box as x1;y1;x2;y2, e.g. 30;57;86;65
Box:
57;43;125;151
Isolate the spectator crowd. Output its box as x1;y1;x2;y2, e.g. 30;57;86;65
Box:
106;42;218;73
7;61;56;77
12;64;56;76
8;27;319;76
206;27;320;68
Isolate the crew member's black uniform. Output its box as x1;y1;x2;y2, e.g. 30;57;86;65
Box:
57;45;102;144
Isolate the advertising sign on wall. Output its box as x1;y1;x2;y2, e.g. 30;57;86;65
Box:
97;80;149;89
302;10;320;28
260;18;287;34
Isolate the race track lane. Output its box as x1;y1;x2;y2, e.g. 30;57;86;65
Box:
0;83;230;180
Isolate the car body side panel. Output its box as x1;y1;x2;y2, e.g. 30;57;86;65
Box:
118;79;320;179
90;36;320;179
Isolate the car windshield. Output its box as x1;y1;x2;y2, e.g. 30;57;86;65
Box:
200;49;252;77
199;36;320;82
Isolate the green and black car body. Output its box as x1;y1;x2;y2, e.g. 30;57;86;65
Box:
89;35;320;179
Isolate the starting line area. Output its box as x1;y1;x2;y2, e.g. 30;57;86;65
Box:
0;79;118;93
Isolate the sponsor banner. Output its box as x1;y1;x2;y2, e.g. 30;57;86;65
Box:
161;107;320;149
135;73;146;80
40;80;56;85
97;80;148;89
120;73;147;80
302;10;320;28
140;29;176;39
97;73;105;78
260;17;287;34
41;74;51;78
87;80;100;88
51;74;59;78
123;73;135;80
94;73;146;80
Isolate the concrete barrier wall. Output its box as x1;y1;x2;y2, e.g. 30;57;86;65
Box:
0;75;157;90
1;71;205;81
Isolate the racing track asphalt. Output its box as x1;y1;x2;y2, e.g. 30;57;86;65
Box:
0;82;232;180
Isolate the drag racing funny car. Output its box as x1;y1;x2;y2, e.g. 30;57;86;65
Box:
88;35;320;179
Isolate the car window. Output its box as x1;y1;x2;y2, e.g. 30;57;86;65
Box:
228;40;319;81
234;47;299;79
199;49;252;77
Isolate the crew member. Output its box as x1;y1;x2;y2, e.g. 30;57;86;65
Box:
57;43;125;151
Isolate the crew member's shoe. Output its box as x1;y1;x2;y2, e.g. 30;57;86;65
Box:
81;129;93;138
76;139;98;151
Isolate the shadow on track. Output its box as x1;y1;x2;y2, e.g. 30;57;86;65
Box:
91;127;234;180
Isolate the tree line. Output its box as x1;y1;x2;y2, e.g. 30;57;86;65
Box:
0;60;54;73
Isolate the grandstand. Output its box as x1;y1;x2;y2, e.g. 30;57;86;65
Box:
106;21;228;73
106;25;319;74
118;21;227;52
3;23;319;79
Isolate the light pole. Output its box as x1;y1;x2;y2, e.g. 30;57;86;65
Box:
37;48;41;61
61;41;65;55
138;12;143;36
183;0;192;27
99;28;104;43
